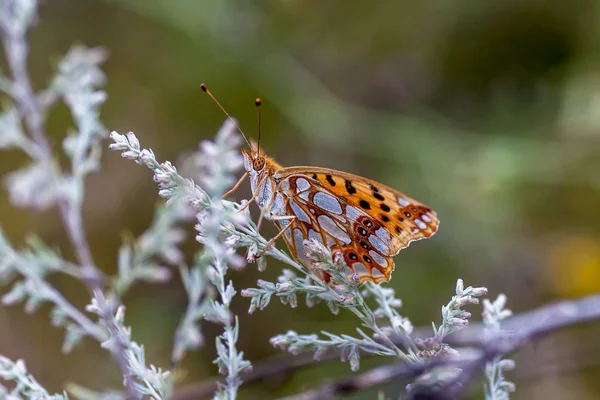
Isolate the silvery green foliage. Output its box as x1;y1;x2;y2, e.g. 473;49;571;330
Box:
0;0;185;398
0;356;68;400
0;196;194;356
194;121;244;195
56;45;108;213
0;2;513;398
406;280;487;395
2;44;108;211
86;291;172;399
436;279;489;339
108;131;202;203
0;108;26;149
0;0;36;37
0;0;107;213
0;229;108;353
264;239;420;371
110;121;252;399
271;329;394;372
413;278;488;360
171;258;213;364
109;131;215;365
192;124;251;400
483;295;516;400
254;239;488;375
112;198;194;297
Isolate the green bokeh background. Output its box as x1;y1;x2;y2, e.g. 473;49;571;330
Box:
1;0;600;398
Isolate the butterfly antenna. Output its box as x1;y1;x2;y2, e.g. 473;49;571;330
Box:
200;83;252;148
255;97;262;157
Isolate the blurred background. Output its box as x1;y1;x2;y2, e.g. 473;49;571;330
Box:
1;0;600;398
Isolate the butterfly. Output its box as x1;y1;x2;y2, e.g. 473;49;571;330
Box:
202;84;439;284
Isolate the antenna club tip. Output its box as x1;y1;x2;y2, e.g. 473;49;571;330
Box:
200;83;208;92
255;98;262;106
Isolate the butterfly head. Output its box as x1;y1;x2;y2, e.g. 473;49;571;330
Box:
241;140;281;175
241;139;266;173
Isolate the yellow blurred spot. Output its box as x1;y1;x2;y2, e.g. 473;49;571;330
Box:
549;237;600;297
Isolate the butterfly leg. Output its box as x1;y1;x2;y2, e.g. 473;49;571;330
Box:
222;171;249;199
256;210;265;231
237;174;268;213
254;215;296;259
242;210;266;260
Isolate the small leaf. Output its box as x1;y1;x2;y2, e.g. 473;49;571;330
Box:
4;163;63;210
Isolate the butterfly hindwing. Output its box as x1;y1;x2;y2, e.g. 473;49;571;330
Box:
273;174;390;283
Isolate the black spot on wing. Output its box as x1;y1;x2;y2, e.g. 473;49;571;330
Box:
345;180;357;194
326;174;336;186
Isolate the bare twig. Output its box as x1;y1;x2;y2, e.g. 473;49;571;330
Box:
171;293;600;400
171;352;337;400
278;357;471;400
292;293;600;400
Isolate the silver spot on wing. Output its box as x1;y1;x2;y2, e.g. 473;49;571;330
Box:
313;192;342;214
308;229;322;244
299;191;309;201
271;193;286;216
397;196;410;207
317;215;351;244
368;234;390;254
296;178;310;192
415;218;427;230
351;262;369;275
346;205;363;221
290;200;310;223
326;235;335;247
374;227;392;243
330;214;347;224
371;268;385;279
369;250;387;267
257;178;273;208
280;218;292;241
279;218;291;229
293;228;307;261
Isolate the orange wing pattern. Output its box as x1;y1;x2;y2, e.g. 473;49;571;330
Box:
272;167;439;283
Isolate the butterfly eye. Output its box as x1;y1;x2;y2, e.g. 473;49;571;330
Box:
253;156;266;171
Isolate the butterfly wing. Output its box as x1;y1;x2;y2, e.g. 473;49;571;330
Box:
272;167;439;283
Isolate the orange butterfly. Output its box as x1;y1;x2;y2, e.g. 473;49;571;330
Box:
202;84;439;284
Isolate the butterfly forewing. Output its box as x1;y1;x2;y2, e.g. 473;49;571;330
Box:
272;167;440;283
